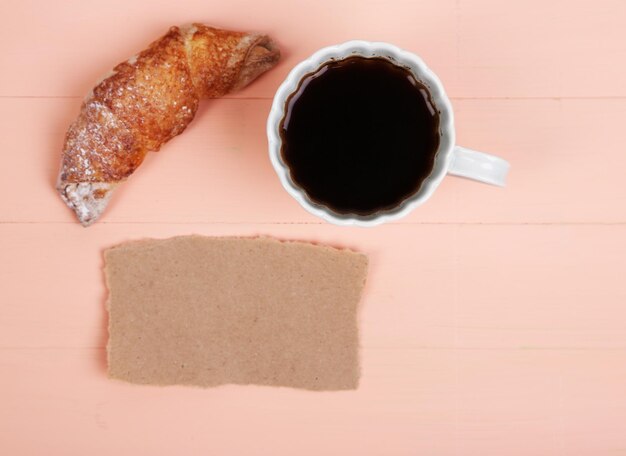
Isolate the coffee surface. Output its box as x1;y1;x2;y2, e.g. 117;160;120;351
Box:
280;56;440;215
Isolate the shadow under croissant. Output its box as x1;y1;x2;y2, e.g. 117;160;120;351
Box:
49;99;81;201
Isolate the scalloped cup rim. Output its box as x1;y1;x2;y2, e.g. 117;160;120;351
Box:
267;40;455;227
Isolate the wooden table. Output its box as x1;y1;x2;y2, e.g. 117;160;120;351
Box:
1;0;625;454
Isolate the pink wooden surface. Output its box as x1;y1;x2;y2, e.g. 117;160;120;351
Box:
1;0;626;454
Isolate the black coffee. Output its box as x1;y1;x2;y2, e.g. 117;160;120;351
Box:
280;56;440;215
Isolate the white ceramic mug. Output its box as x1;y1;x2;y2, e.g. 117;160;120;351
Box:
267;41;510;226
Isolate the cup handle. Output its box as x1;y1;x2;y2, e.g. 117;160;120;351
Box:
447;146;510;187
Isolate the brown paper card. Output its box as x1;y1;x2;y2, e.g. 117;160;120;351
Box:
105;235;368;390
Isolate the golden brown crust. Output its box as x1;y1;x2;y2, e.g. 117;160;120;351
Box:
97;27;199;153
186;25;248;98
57;24;280;224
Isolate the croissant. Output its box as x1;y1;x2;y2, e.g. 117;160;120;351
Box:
57;24;280;226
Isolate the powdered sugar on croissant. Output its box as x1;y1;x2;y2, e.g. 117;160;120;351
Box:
57;24;280;226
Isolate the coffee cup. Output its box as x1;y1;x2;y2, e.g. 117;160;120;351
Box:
267;41;510;226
